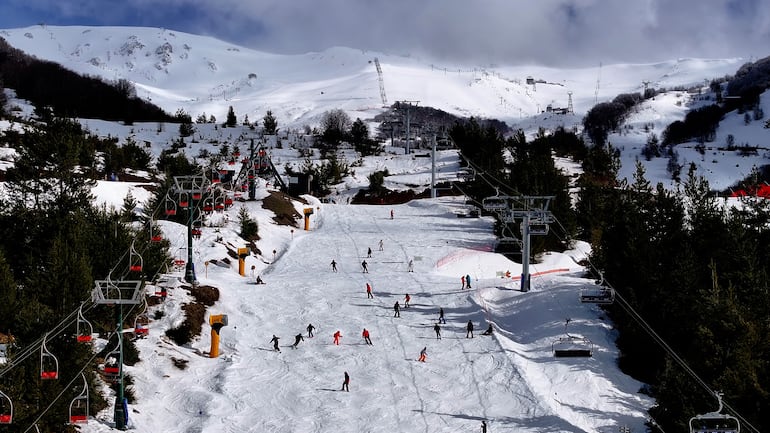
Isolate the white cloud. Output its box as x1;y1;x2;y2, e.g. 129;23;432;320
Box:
3;0;769;66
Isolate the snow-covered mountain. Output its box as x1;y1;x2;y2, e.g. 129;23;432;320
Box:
0;25;746;129
1;25;768;433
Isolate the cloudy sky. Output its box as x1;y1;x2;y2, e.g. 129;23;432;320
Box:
1;0;768;66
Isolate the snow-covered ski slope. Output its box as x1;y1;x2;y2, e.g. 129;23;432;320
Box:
82;196;652;433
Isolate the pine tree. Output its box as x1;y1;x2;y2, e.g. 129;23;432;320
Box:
225;106;237;127
263;110;278;135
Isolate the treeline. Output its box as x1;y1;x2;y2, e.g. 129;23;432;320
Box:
0;117;170;432
0;37;172;123
581;153;770;432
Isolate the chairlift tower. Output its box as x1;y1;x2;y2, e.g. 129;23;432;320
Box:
374;58;388;106
396;101;419;154
567;91;574;114
92;278;144;430
481;195;554;292
173;175;209;284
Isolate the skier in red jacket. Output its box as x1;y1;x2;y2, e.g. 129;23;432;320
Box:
333;330;342;345
362;328;372;345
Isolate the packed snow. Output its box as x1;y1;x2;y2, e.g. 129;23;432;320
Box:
79;181;653;433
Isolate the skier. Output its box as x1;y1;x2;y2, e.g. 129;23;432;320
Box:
307;323;315;338
270;335;280;351
434;323;441;339
367;247;372;258
466;274;472;289
418;347;427;362
366;282;374;298
407;259;414;272
393;301;400;318
461;275;466;290
390;209;394;219
482;324;494;335
466;320;474;338
333;330;342;345
330;260;337;272
292;333;304;349
361;260;369;273
378;239;383;251
481;420;487;433
438;307;446;324
362;328;372;345
341;371;350;392
404;293;411;308
255;275;265;284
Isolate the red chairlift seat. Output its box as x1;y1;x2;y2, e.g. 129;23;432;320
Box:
40;334;59;380
134;319;149;338
129;241;143;272
151;234;163;242
192;192;202;200
0;390;12;424
70;414;88;424
191;228;202;236
76;305;93;343
68;373;89;424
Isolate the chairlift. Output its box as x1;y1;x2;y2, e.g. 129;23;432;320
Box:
129;241;143;273
552;335;593;357
458;167;476;182
689;392;740;433
482;195;509;211
0;389;12;424
224;194;234;208
133;298;150;339
40;333;59;379
214;196;225;212
173;258;186;269
76;304;93;343
202;197;214;213
178;192;190;208
103;342;121;383
580;287;615;304
164;195;177;216
552;319;593;358
529;223;549;235
68;373;89;424
149;219;163;243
